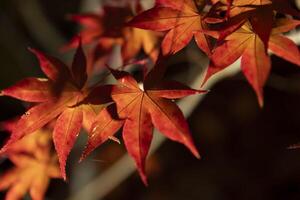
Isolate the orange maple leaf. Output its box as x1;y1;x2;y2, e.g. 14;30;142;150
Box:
0;126;60;200
0;154;60;200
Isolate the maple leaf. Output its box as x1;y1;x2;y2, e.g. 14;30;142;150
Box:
65;6;130;48
128;0;216;56
121;28;160;62
268;18;300;66
1;118;52;158
203;19;300;107
212;0;272;6
64;4;160;70
207;0;300;48
0;38;110;180
0;153;60;200
0;125;61;200
211;0;300;17
80;61;205;184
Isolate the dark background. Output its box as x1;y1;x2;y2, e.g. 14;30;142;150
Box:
1;0;300;199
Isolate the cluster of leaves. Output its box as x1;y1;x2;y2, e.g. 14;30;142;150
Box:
0;0;299;199
129;0;300;106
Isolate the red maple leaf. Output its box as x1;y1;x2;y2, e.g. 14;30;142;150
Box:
207;0;300;46
210;0;300;18
203;18;300;107
128;0;216;56
80;59;205;184
0;38;109;180
64;4;160;71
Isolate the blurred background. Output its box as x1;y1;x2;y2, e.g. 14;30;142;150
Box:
1;0;300;199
